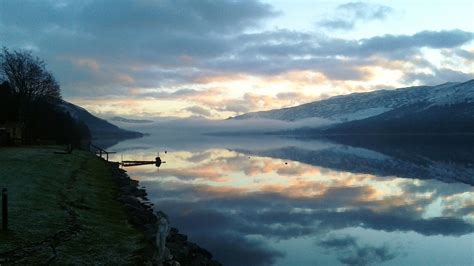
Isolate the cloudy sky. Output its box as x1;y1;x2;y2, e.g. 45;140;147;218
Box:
1;0;473;119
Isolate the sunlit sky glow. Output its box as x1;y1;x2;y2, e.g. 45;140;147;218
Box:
1;0;473;119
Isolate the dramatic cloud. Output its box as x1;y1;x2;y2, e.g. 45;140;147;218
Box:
356;30;474;56
0;0;278;93
454;48;474;60
183;106;212;117
403;67;474;85
319;235;398;266
319;2;394;30
194;234;284;266
236;30;474;60
319;235;357;249
1;0;473;118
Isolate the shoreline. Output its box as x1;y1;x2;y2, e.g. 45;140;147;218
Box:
106;161;221;265
0;147;148;264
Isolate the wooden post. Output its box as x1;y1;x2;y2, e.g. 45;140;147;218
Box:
2;188;7;231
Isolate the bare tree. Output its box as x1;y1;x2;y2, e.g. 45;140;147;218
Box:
0;48;61;106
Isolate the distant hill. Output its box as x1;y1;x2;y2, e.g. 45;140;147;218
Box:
234;80;474;135
325;80;474;134
110;116;153;124
61;102;144;140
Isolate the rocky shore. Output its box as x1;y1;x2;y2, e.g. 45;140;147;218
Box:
107;162;221;266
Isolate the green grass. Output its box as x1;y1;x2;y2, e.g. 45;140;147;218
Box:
0;146;147;264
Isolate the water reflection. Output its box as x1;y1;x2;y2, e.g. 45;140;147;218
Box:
109;136;474;266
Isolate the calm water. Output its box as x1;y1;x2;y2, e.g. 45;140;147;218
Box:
108;134;474;266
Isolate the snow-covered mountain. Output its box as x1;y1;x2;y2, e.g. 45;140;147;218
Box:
110;116;153;124
234;80;474;124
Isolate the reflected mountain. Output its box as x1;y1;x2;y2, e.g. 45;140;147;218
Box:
236;136;474;186
108;136;474;266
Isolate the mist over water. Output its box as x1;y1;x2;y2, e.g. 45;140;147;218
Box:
112;117;333;136
108;127;474;266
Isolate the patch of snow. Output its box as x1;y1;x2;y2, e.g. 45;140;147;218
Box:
426;81;474;106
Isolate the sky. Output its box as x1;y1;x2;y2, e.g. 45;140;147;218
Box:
1;0;473;119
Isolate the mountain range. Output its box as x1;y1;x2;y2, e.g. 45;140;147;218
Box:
110;116;153;124
234;80;474;134
61;102;143;140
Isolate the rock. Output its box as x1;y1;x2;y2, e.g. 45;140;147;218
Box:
154;212;172;265
118;195;140;206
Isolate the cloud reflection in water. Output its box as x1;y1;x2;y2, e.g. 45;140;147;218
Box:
119;142;474;266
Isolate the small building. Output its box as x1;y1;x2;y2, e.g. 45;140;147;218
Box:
0;128;9;146
0;122;24;145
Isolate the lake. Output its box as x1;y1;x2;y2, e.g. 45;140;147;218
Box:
107;133;474;266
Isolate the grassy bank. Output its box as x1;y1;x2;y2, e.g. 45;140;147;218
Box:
0;147;146;264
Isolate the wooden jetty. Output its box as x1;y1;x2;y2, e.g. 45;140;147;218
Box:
89;143;116;161
88;142;165;167
121;157;165;167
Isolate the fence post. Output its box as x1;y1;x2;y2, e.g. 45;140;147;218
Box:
2;188;7;231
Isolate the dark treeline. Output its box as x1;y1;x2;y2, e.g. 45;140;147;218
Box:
0;48;90;147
